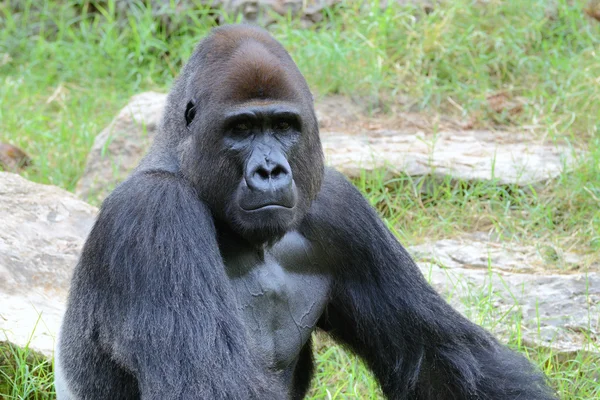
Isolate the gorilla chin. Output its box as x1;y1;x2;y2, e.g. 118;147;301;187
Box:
231;205;299;245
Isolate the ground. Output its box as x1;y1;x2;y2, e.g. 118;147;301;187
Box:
1;0;599;399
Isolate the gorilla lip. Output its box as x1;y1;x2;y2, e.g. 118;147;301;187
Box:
241;203;295;212
238;180;298;212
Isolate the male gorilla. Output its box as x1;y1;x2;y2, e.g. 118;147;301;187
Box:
56;25;556;400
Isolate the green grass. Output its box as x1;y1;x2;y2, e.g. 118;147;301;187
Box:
1;0;599;398
0;341;54;400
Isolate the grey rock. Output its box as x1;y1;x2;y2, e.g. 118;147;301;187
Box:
0;172;98;356
322;130;579;185
218;0;341;26
411;237;599;355
216;0;436;23
75;92;165;203
87;0;342;28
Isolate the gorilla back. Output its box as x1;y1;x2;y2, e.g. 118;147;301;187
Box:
56;25;556;400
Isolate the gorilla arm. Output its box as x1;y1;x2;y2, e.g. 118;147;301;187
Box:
301;169;556;400
59;170;283;400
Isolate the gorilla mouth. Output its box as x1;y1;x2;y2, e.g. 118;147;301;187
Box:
241;203;294;212
238;183;298;212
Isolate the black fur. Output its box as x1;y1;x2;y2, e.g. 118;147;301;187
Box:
56;25;556;400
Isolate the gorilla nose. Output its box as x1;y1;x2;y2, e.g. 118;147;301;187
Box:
246;161;292;192
241;154;297;211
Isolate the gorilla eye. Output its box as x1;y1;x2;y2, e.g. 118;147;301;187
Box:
274;121;291;131
234;122;251;132
185;100;196;126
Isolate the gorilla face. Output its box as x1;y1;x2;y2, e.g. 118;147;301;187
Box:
186;101;312;244
175;26;324;244
223;103;304;240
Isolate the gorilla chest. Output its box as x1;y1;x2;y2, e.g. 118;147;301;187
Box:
221;232;331;371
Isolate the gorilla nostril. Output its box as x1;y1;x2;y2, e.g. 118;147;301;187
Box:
254;165;287;181
256;168;270;180
271;165;285;178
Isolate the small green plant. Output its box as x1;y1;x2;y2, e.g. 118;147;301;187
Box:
0;339;55;400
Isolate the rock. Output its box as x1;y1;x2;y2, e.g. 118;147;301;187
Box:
486;92;526;117
314;95;364;130
217;0;342;26
383;0;435;13
76;92;580;202
0;143;32;172
75;92;165;203
586;0;600;22
80;0;342;30
70;0;439;33
0;172;98;356
410;237;599;355
322;129;579;185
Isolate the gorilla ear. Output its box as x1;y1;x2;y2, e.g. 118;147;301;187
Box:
185;99;197;126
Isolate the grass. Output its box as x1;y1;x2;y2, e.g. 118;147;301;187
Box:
1;0;599;398
0;341;54;400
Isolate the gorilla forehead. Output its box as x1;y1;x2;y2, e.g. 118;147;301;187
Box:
189;25;306;106
224;42;297;102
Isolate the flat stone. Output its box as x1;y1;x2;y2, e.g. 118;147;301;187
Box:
410;237;599;355
321;130;579;185
0;172;98;356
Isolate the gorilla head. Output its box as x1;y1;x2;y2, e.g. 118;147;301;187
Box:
153;25;324;244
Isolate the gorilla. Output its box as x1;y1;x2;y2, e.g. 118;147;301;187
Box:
55;25;556;400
